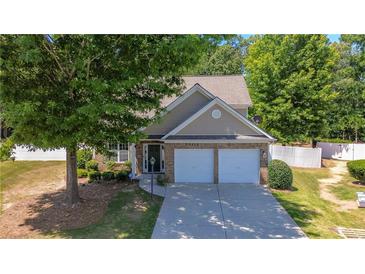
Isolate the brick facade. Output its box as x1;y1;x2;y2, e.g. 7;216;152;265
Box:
94;153;107;170
136;141;269;185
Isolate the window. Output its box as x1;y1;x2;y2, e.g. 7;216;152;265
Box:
107;143;128;162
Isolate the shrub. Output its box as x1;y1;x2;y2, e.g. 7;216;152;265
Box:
85;160;99;171
124;160;132;171
157;174;169;186
347;160;365;182
268;160;293;190
0;138;15;161
77;168;88;178
77;149;93;168
101;171;115;181
88;170;101;182
115;170;129;181
105;160;116;170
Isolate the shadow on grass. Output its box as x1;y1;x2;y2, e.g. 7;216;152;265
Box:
273;195;322;238
21;182;126;235
18;182;163;238
351;181;365;187
290;186;299;192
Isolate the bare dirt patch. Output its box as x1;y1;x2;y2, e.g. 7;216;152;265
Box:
0;181;125;238
2;163;66;210
319;160;357;211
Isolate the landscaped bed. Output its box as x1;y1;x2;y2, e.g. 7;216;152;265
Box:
272;159;365;238
0;161;162;239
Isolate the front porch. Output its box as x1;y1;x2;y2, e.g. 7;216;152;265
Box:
134;142;166;176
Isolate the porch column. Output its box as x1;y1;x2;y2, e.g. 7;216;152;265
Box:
130;143;137;178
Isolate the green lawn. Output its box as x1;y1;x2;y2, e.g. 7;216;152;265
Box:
272;166;365;238
51;187;162;239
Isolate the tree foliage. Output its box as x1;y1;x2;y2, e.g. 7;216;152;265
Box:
189;44;243;75
0;34;206;203
244;35;338;143
330;35;365;142
0;35;205;149
187;35;243;75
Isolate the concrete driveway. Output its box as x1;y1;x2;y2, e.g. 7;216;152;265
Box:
152;184;306;239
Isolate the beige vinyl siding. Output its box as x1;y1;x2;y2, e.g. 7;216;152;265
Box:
143;91;211;135
177;105;258;136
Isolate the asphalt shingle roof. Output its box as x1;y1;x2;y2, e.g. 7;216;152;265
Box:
160;75;252;108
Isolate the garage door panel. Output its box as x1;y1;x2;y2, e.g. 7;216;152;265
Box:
174;149;214;183
218;149;260;184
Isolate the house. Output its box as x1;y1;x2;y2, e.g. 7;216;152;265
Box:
124;75;275;184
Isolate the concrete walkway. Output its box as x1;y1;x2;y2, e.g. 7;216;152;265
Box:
152;184;306;239
138;175;166;197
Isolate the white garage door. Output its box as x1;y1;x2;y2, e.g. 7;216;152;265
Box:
174;149;214;183
218;149;260;184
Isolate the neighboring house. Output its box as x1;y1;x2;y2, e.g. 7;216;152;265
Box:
128;75;276;184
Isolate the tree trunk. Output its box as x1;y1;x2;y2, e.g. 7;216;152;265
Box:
66;146;81;204
311;139;317;148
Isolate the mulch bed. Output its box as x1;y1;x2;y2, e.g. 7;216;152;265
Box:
0;181;127;239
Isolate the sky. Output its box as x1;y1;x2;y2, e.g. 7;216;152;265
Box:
241;34;341;43
327;34;340;42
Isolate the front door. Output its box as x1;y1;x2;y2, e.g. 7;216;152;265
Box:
148;144;161;172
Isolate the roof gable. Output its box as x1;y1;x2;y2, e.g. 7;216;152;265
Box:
162;97;275;141
164;83;215;112
177;104;258;136
142;84;213;135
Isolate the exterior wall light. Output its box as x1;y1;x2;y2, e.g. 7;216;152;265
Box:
262;150;267;160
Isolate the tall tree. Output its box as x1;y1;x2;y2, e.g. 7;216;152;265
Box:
0;35;205;204
189;44;243;75
187;35;243;75
330;35;365;142
244;35;337;144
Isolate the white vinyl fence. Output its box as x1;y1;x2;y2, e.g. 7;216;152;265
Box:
269;145;322;168
317;142;365;161
14;146;66;161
